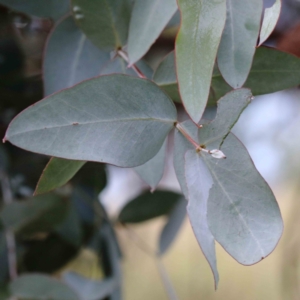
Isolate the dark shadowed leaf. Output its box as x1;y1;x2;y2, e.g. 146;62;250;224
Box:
173;120;198;199
0;234;8;284
0;0;70;20
127;0;177;64
100;57;153;79
71;0;131;51
203;133;283;265
64;273;117;300
9;274;79;300
217;0;263;88
153;51;181;103
185;150;219;287
0;194;69;236
199;89;252;149
134;138;167;191
259;0;281;46
158;197;186;256
44;16;110;96
35;158;85;195
5;75;177;168
175;0;226;123
118;191;182;223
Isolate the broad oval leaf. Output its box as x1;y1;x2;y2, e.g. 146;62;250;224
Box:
63;273;118;300
204;133;283;265
0;0;70;20
259;0;282;46
158;197;186;256
0;194;69;236
118;190;182;223
173;120;198;199
199;89;252;149
9;274;79;300
35;158;85;195
5;75;177;168
185;150;219;287
134;138;167;191
127;0;177;65
44;16;110;96
71;0;131;51
153;51;181;103
176;0;226;123
217;0;263;88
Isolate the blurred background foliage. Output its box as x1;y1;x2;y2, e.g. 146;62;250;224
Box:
1;0;300;299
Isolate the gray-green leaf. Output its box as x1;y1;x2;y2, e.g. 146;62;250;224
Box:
35;158;85;195
71;0;131;51
199;89;252;149
185;150;218;287
127;0;177;65
175;0;226;123
217;0;263;88
134;138;167;191
204;133;283;265
9;274;79;300
5;75;177;168
44;16;110;96
259;0;281;46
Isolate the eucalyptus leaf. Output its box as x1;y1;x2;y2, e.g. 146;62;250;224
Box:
44;16;110;96
5;75;177;168
100;57;153;79
71;0;131;51
173;120;198;199
9;274;79;300
203;133;283;265
153;51;181;103
35;157;85;195
217;0;263;88
127;0;177;65
64;273;118;300
0;194;69;236
175;0;226;123
158;197;186;256
0;0;70;20
185;150;218;287
118;191;181;223
134;138;167;191
199;89;252;149
259;0;282;46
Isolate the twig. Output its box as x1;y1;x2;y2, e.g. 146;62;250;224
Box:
117;50;147;79
0;172;18;281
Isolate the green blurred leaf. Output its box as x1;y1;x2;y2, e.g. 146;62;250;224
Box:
0;194;69;236
204;133;283;264
158;197;186;256
5;75;177;168
134;138;167;191
9;274;79;300
118;191;182;223
44;16;110;96
64;273;117;300
199;89;252;149
185;150;218;287
35;158;85;196
173;120;197;199
71;0;131;51
127;0;177;64
0;233;8;284
100;57;153;79
175;0;226;123
217;0;263;88
153;52;181;103
0;285;10;298
0;0;70;20
259;0;282;46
